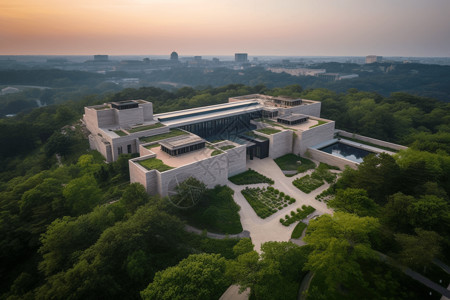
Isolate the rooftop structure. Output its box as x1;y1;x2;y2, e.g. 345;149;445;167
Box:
277;114;309;125
160;135;206;156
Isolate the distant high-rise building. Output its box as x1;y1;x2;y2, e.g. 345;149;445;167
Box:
235;53;248;63
170;51;178;61
194;56;202;61
94;55;109;62
365;55;382;64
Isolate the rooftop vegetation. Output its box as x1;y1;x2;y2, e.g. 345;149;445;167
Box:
274;153;316;176
244;131;268;140
128;122;165;133
137;157;173;172
114;130;128;136
309;120;327;129
256;127;281;135
140;129;188;143
144;143;160;149
220;145;235;151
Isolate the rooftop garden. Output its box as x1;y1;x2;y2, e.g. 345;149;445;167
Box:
254;118;291;129
93;105;110;110
137;157;173;172
309;120;328;129
244;131;268;140
128;122;165;133
256;128;281;135
140;129;188;143
220;145;235;151
114;130;128;137
229;169;274;185
144;143;160;149
211;149;224;156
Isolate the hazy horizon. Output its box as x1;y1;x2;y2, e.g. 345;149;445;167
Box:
1;0;450;57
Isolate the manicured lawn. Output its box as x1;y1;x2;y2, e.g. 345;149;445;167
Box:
180;186;243;234
211;149;224;156
256;127;281;135
137;157;173;172
274;153;316;175
229;169;274;185
241;186;296;219
293;163;337;193
280;205;316;226
220;145;235;150
291;222;307;239
114;130;128;136
309;120;327;128
128;122;165;133
144;143;160;149
140;129;188;143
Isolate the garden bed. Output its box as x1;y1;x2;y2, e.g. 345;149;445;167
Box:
241;186;296;219
293;163;337;193
274;153;315;176
291;222;307;239
256;128;281;135
229;169;274;185
137;157;173;172
280;205;316;226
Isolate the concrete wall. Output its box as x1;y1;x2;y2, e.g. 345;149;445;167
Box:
141;102;154;121
308;147;358;170
293;121;335;155
115;107;144;128
224;144;247;177
158;153;229;197
336;130;408;151
256;130;293;159
88;134;113;162
129;155;159;195
283;101;321;117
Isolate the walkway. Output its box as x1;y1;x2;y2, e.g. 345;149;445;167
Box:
184;225;250;239
229;157;332;252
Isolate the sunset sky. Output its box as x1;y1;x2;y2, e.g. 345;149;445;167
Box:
1;0;449;56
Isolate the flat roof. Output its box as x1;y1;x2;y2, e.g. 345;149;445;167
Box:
277;114;309;122
155;100;263;127
159;135;205;150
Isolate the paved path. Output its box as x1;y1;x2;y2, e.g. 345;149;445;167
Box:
219;285;250;300
229;157;332;252
184;225;250;239
298;272;314;300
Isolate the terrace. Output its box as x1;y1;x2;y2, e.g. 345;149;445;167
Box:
147;143;217;168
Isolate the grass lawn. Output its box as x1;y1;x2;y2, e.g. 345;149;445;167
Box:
114;130;128;136
144;143;160;149
256;127;281;135
211;149;224;156
309;120;327;128
140;129;188;143
274;153;316;175
291;222;307;239
180;186;243;234
137;157;173;172
241;186;296;219
229;169;274;185
254;118;291;129
220;145;235;150
128;122;165;133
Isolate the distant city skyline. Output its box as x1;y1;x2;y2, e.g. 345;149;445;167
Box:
1;0;449;57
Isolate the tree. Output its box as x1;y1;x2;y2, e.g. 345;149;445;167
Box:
120;183;149;213
141;253;229;300
303;212;380;292
382;192;414;232
171;177;206;209
395;228;442;272
327;188;379;217
63;174;102;215
407;195;449;231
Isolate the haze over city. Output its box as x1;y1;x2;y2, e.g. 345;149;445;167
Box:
1;0;449;57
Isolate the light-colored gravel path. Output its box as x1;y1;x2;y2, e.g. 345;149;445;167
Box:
229;157;333;252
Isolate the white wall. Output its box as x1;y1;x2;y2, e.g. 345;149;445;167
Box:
336;130;408;151
293;121;335;155
308;148;358;170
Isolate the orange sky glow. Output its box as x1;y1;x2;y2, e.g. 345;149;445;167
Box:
1;0;449;56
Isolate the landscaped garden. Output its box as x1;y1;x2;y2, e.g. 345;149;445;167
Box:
244;131;268;140
114;130;128;136
256;127;281;135
220;145;235;150
274;153;316;176
144;143;160;149
279;205;316;226
137;157;173;172
128;122;165;133
178;185;243;234
293;163;337;193
229;169;274;185
140;129;188;143
241;186;296;219
291;222;307;239
309;120;327;128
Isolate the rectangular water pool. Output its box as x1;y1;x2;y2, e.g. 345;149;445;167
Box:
319;142;374;163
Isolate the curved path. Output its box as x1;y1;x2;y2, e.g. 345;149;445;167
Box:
184;225;250;239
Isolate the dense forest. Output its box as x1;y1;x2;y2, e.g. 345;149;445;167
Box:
0;84;449;299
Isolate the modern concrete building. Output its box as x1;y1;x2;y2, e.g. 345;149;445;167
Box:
235;53;248;63
83;93;399;197
365;55;383;64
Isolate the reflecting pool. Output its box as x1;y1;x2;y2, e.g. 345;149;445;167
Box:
319;142;374;163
